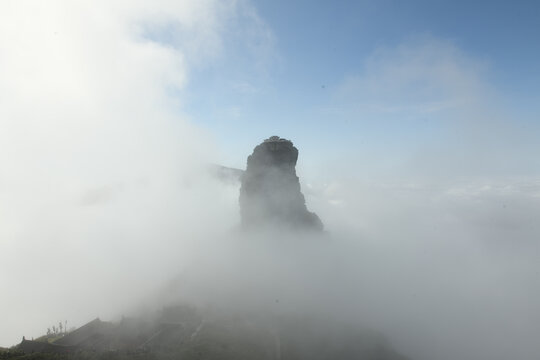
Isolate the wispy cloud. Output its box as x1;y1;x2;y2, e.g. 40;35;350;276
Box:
319;35;540;178
334;35;490;117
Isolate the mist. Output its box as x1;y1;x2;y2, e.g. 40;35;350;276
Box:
1;2;540;360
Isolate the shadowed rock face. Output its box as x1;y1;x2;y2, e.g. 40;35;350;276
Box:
239;136;323;231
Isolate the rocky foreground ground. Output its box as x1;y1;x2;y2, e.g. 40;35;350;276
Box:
5;305;410;360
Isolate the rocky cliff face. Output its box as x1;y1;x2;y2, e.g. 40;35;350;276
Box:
239;136;323;231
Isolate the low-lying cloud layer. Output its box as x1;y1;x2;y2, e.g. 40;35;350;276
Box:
309;177;540;360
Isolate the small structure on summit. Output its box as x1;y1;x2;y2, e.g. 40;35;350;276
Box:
239;136;323;231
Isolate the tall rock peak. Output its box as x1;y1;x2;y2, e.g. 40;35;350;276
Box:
239;136;323;231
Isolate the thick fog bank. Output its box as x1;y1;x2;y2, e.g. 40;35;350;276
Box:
308;177;540;360
2;161;539;360
0;0;247;347
131;174;540;360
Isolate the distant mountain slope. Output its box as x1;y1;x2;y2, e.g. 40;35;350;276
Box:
14;305;411;360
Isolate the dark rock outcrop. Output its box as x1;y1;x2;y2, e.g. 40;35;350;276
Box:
18;339;75;354
239;136;323;231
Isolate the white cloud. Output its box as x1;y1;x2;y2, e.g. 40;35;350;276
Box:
0;0;262;346
335;36;490;116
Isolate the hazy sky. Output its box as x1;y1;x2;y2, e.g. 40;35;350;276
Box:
1;1;539;359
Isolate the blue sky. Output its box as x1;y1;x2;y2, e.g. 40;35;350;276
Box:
179;0;540;178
